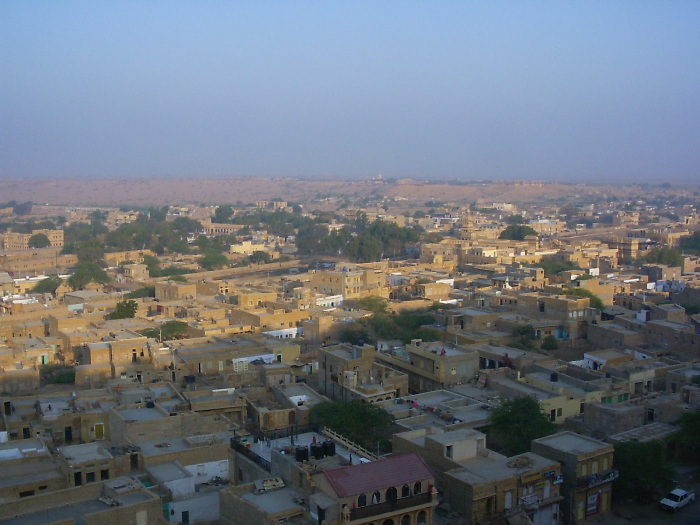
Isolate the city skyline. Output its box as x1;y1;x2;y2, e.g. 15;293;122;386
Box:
2;1;699;183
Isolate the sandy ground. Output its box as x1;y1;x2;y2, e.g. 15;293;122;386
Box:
1;178;672;208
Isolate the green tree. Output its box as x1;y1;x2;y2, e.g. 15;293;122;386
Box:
489;396;556;456
213;205;235;223
165;274;189;283
76;240;106;265
351;296;389;314
499;225;538;241
679;230;700;255
31;275;63;294
248;251;272;264
39;364;75;385
613;441;675;504
13;201;33;215
200;250;229;270
506;214;524;225
421;232;444;243
337;305;439;346
671;411;700;464
561;287;604;310
538;258;581;276
511;324;538;350
142;254;161;275
309;400;394;454
68;262;109;290
558;204;580;220
643;247;684;267
139;320;189;340
125;286;155;299
541;335;559;351
28;233;51;248
107;299;138;320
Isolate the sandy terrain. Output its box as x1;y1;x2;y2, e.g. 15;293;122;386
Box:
0;177;675;208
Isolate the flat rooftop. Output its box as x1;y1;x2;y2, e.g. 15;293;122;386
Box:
60;443;112;465
607;422;680;444
138;432;230;458
447;452;557;484
534;431;610;455
237;431;371;466
240;486;303;515
117;407;166;421
0;485;154;525
147;461;191;483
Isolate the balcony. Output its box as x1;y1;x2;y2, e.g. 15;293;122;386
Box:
350;492;433;521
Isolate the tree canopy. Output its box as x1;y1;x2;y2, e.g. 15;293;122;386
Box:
67;262;109;290
510;324;538;351
138;320;189;341
613;440;675;504
679;230;700;255
489;396;556;456
28;233;51;248
499;225;538;241
537;258;581;276
107;299;138;320
558;204;580;220
31;275;63;294
125;286;155;299
561;286;604;310
199;250;229;270
671;411;700;464
309;400;394;454
338;301;440;345
540;335;559;351
644;247;684;267
296;217;421;261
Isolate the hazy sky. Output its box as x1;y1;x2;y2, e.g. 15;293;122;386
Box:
2;2;699;183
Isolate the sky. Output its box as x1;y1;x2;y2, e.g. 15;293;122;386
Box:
2;1;699;183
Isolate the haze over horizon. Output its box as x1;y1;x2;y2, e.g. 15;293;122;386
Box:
2;2;699;184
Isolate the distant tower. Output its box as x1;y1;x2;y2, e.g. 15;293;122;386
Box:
458;210;475;240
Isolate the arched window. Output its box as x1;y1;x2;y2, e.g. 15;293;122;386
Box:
413;482;422;494
401;485;410;498
358;494;367;507
386;487;398;503
382;520;394;525
372;491;381;504
401;516;411;525
417;510;427;525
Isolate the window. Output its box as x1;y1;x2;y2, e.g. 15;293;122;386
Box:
358;494;367;507
414;482;422;494
446;445;453;458
504;491;513;509
401;485;410;497
101;469;109;480
86;472;96;483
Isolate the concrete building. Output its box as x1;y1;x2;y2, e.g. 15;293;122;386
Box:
531;432;616;525
311;452;438;525
319;343;408;403
307;265;389;301
376;339;478;394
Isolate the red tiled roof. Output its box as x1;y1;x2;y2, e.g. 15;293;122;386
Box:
322;453;433;498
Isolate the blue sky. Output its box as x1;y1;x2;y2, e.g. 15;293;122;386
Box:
2;1;699;182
